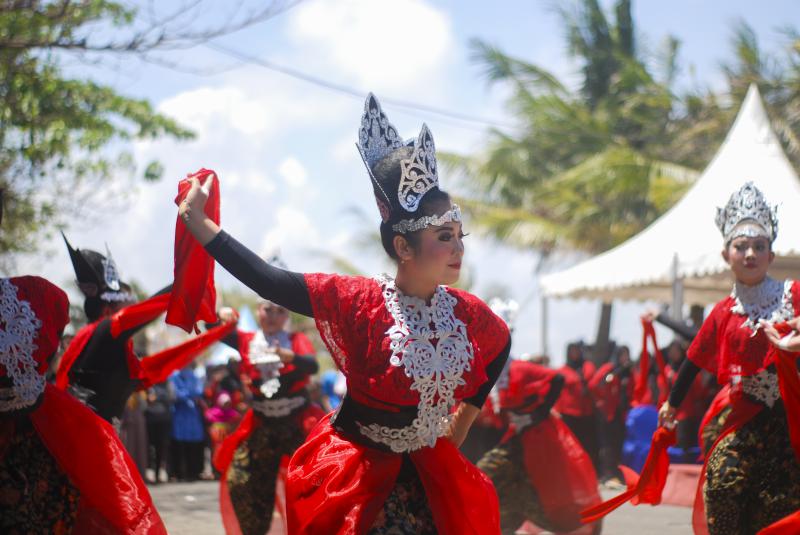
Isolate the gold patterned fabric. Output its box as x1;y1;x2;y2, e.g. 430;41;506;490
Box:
226;413;305;535
0;419;80;534
704;403;800;535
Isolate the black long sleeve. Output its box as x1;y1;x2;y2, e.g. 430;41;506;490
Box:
205;230;312;317
667;359;702;408
656;312;698;342
464;337;512;408
538;373;565;415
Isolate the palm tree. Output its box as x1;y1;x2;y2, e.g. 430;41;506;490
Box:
444;0;698;360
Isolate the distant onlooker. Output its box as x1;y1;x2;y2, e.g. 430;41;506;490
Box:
145;381;174;484
169;364;206;481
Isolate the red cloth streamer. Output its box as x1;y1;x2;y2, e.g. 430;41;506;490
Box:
286;414;500;535
755;323;800;535
167;168;220;333
55;322;98;389
111;293;171;337
580;426;676;524
521;416;601;531
139;320;236;388
32;384;166;534
633;320;669;407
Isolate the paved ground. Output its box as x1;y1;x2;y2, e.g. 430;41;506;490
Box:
150;482;692;534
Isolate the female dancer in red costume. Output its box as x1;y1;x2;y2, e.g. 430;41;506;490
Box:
177;94;510;534
212;297;324;535
586;182;800;534
57;236;235;429
478;358;602;534
0;275;166;534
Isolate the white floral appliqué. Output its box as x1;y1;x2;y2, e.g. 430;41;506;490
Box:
0;278;45;412
357;275;474;452
730;277;794;333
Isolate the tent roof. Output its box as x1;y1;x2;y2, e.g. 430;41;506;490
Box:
540;85;800;305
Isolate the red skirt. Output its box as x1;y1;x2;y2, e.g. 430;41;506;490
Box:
285;414;500;535
520;416;601;532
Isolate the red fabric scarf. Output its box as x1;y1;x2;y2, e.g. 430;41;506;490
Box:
633;320;668;407
31;384;166;534
167;168;220;333
581;426;676;524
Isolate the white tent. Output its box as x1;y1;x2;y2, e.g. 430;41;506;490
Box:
540;85;800;305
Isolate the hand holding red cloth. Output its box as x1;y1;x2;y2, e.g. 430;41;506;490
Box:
167;168;220;333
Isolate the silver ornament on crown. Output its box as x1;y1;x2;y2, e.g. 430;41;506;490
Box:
715;182;778;244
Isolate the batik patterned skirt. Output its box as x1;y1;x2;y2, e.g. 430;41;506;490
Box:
704;402;800;535
0;419;80;534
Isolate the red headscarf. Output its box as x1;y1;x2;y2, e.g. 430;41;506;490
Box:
1;276;166;534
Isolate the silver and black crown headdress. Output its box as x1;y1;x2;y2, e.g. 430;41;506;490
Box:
356;93;458;233
715;182;778;244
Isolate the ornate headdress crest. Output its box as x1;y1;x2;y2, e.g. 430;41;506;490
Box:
356;93;443;225
715;182;778;244
63;233;133;303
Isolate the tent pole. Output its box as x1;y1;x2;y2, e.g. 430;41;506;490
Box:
540;295;549;357
671;253;684;320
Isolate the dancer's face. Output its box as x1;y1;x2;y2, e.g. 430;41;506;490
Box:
257;302;289;335
722;235;774;286
414;220;466;286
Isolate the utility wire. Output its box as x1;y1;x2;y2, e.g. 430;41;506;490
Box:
204;41;516;132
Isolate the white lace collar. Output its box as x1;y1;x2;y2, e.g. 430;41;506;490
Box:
356;275;475;452
248;330;284;399
0;279;46;412
730;277;794;333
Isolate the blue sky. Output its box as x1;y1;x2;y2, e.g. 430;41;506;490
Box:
21;0;800;363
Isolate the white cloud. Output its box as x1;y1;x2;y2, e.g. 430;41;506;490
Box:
259;206;319;258
278;156;308;188
287;0;453;94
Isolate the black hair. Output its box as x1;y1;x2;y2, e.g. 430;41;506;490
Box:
84;296;104;323
372;146;452;261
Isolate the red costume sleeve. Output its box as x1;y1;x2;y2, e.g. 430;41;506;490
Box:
303;273;373;375
686;302;723;377
291;331;316;356
55;323;98;390
110;293;171;338
166;168;221;333
32;385;166;534
139;320;237;388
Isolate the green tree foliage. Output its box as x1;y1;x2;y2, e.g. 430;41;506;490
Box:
0;1;194;260
445;0;698;255
0;0;296;265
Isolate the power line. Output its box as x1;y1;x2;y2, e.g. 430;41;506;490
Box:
204;41;516;132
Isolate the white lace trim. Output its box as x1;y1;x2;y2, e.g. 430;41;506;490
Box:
357;275;474;453
730;277;794;333
252;395;306;418
742;369;780;408
0;279;45;412
248;331;284;399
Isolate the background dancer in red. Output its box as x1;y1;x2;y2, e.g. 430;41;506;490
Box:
0;275;166;534
478;358;602;534
212;296;323;535
557;342;599;470
57;235;235;429
585;182;800;534
177;93;511;535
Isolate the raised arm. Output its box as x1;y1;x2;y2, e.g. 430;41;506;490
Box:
178;172;313;317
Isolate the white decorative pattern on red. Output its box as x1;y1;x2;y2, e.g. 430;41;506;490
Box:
0;278;45;412
357;275;474;452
